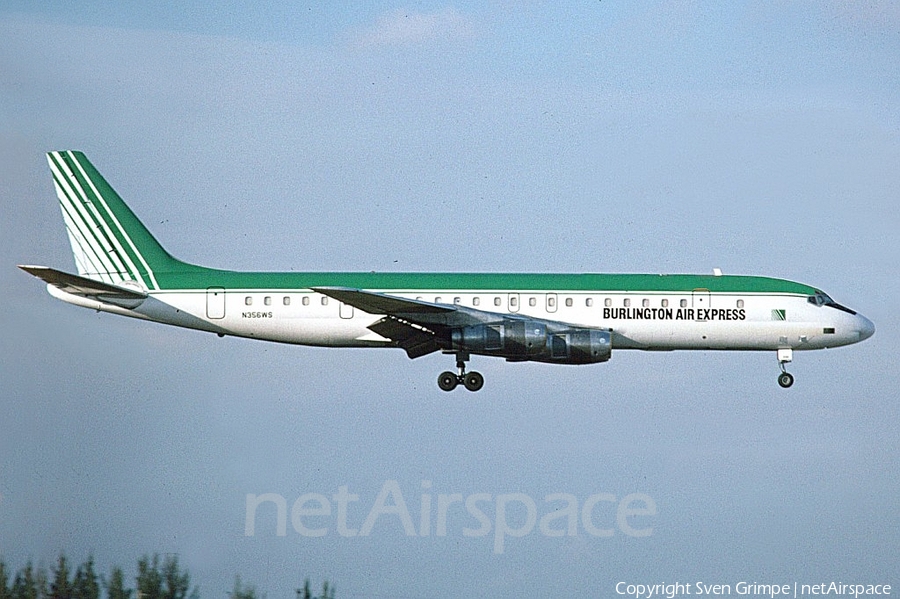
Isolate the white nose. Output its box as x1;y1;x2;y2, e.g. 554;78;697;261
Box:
857;315;875;341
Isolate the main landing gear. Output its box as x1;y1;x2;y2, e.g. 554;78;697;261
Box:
438;352;484;392
777;348;794;388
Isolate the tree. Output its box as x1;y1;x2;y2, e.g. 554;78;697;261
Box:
229;576;256;599
2;556;332;599
11;562;46;599
49;556;71;599
72;558;98;599
135;555;196;599
0;560;12;599
135;556;162;599
103;567;131;599
297;579;334;599
160;556;196;599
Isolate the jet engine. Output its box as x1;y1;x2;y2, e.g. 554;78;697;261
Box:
449;319;611;364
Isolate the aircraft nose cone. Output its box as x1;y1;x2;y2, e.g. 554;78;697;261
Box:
857;315;875;341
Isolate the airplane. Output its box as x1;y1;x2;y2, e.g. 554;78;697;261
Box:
19;151;875;392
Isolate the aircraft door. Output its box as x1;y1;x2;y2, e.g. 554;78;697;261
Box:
692;289;710;320
339;302;354;319
508;293;520;313
206;287;225;319
546;293;558;313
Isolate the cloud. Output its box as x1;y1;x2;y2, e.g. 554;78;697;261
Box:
352;7;476;47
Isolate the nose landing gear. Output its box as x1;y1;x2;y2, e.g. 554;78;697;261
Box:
437;352;484;392
777;348;794;388
778;370;794;388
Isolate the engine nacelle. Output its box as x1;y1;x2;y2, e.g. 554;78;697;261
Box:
450;320;611;364
451;319;548;360
539;327;612;364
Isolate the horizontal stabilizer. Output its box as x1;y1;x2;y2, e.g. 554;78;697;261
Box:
19;265;147;307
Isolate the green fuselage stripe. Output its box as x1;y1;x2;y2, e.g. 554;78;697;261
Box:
150;269;819;296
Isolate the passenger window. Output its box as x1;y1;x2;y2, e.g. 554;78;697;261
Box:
494;297;501;307
737;299;744;308
662;299;669;308
245;296;252;306
454;297;461;304
586;298;593;307
529;297;537;307
565;298;573;307
642;298;649;308
473;297;481;306
321;297;329;306
604;298;612;307
435;297;442;303
624;298;631;308
264;296;272;306
510;296;518;307
302;296;310;306
283;296;291;306
548;296;556;308
680;299;688;308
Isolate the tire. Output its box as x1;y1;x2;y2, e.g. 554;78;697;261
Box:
463;371;485;392
438;371;459;391
778;372;794;388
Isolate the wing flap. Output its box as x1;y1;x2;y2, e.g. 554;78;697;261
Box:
368;316;444;359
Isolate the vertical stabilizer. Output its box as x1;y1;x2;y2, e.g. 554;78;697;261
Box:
47;150;182;291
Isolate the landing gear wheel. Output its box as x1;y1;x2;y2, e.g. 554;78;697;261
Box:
463;371;484;392
438;371;459;391
437;352;484;392
778;372;794;388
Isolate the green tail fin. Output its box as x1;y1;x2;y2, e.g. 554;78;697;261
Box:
47;150;185;291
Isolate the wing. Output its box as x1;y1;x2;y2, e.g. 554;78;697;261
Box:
312;286;454;316
19;265;147;308
312;286;507;358
313;287;615;363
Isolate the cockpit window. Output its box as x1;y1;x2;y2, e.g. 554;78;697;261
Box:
808;292;830;307
808;291;856;315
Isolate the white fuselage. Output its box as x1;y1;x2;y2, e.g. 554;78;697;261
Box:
50;285;873;353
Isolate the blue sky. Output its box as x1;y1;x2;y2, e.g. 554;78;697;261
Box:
1;2;898;598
